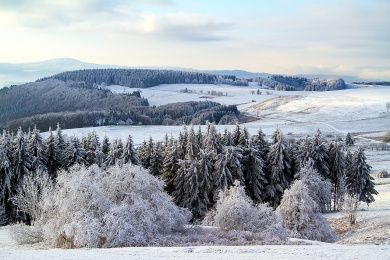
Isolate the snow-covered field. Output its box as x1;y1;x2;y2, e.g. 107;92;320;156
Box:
81;84;390;145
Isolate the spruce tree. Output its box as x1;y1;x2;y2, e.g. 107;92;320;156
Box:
347;148;378;204
242;146;268;203
54;124;67;169
122;135;139;165
64;136;87;167
328;142;345;210
238;127;250;147
105;139;124;166
251;129;269;161
221;128;232;146
44;128;58;177
231;124;241;146
0;132;13;217
266;129;292;207
345;133;354;146
212;147;244;197
161;138;179;194
13;128;32;183
149;143;163;176
27;126;47;174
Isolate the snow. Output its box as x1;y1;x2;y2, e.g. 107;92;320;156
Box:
62;84;390;146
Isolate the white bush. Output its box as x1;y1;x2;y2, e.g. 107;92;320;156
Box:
13;164;191;248
341;193;360;225
278;180;336;242
204;181;287;243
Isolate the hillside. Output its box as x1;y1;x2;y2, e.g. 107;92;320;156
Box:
0;79;240;131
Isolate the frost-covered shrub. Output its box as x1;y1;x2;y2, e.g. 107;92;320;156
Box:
341;193;360;225
12;171;54;222
278;180;336;242
377;170;389;178
297;162;332;212
14;164;191;248
204;181;287;242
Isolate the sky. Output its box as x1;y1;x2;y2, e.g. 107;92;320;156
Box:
0;0;389;80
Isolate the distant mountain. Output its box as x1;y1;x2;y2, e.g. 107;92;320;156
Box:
0;58;117;87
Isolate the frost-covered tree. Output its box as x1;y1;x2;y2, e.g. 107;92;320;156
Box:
105;139;124;166
278;180;336;242
231;124;241;146
13;128;32;185
242;146;267;203
345;133;354;146
82;131;100;166
328;142;345;210
266;129;292;207
122;135;139;165
185;126;199;160
173;146;214;219
251;129;269;161
296;160;332;213
161;138;179;194
212;147;244;198
347;148;377;204
101;136;110;156
64;137;87;167
12;164;191;248
27;126;47;174
44;128;57;177
53;124;67;169
138;137;154;168
202;123;221;154
221;128;232;146
0;132;13;219
204;181;287;242
238;127;250;147
149;143;163;176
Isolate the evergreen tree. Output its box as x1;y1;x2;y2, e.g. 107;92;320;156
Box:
202;123;221;154
345;133;354;146
328;142;345;210
101;136;110;156
238;127;250;147
149;143;163;176
27;126;47;173
185;127;199;160
54;124;67;169
65;137;87;167
221;128;232;146
122;135;139;165
212;147;244;198
0;132;13;218
251;129;269;161
242;146;268;203
231;124;241;146
161;138;179;194
44;128;58;177
266;129;292;207
347;148;378;204
105;139;124;166
13;128;32;183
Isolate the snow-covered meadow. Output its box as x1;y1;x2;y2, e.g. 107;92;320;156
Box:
59;84;390;146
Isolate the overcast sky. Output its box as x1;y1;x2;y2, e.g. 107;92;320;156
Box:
1;0;389;79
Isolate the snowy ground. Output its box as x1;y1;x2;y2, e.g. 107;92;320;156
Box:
71;84;390;146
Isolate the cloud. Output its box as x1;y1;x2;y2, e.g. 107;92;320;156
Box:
128;13;233;41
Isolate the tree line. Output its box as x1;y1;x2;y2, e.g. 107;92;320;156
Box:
257;75;346;91
0;124;377;223
40;69;248;88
